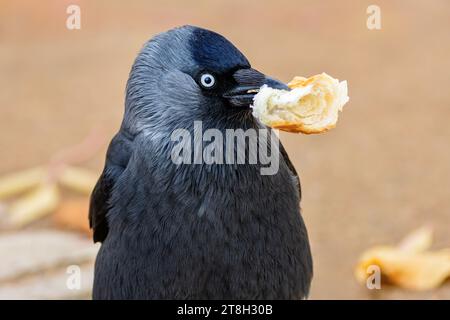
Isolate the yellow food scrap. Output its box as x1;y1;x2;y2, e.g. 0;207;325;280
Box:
355;227;450;290
7;183;60;228
58;165;98;195
0;167;46;199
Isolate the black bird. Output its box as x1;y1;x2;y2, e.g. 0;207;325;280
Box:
90;25;312;299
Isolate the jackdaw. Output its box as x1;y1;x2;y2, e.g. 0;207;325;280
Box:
90;25;312;299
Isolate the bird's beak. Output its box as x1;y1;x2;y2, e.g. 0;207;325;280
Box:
223;68;289;108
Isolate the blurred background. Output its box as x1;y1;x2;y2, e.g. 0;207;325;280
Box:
1;0;449;299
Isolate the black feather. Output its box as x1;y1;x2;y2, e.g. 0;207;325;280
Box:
89;131;133;242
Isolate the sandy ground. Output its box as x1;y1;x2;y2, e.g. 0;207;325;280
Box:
1;0;449;299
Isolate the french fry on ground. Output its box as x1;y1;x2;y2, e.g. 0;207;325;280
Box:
0;167;46;200
58;165;98;195
355;227;450;290
7;183;60;228
397;226;433;253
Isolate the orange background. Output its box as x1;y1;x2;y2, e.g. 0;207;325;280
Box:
1;0;449;299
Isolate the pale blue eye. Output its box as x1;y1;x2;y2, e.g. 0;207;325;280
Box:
200;73;215;88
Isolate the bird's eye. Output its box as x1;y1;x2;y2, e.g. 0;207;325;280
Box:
200;73;216;88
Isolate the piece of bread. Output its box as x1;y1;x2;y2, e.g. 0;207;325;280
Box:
251;73;349;134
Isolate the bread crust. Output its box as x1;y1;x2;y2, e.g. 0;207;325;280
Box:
269;120;336;134
252;73;348;134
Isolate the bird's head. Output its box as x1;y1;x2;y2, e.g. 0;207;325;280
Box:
123;25;288;134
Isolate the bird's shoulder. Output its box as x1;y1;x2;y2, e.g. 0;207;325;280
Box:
279;141;301;201
89;130;134;243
